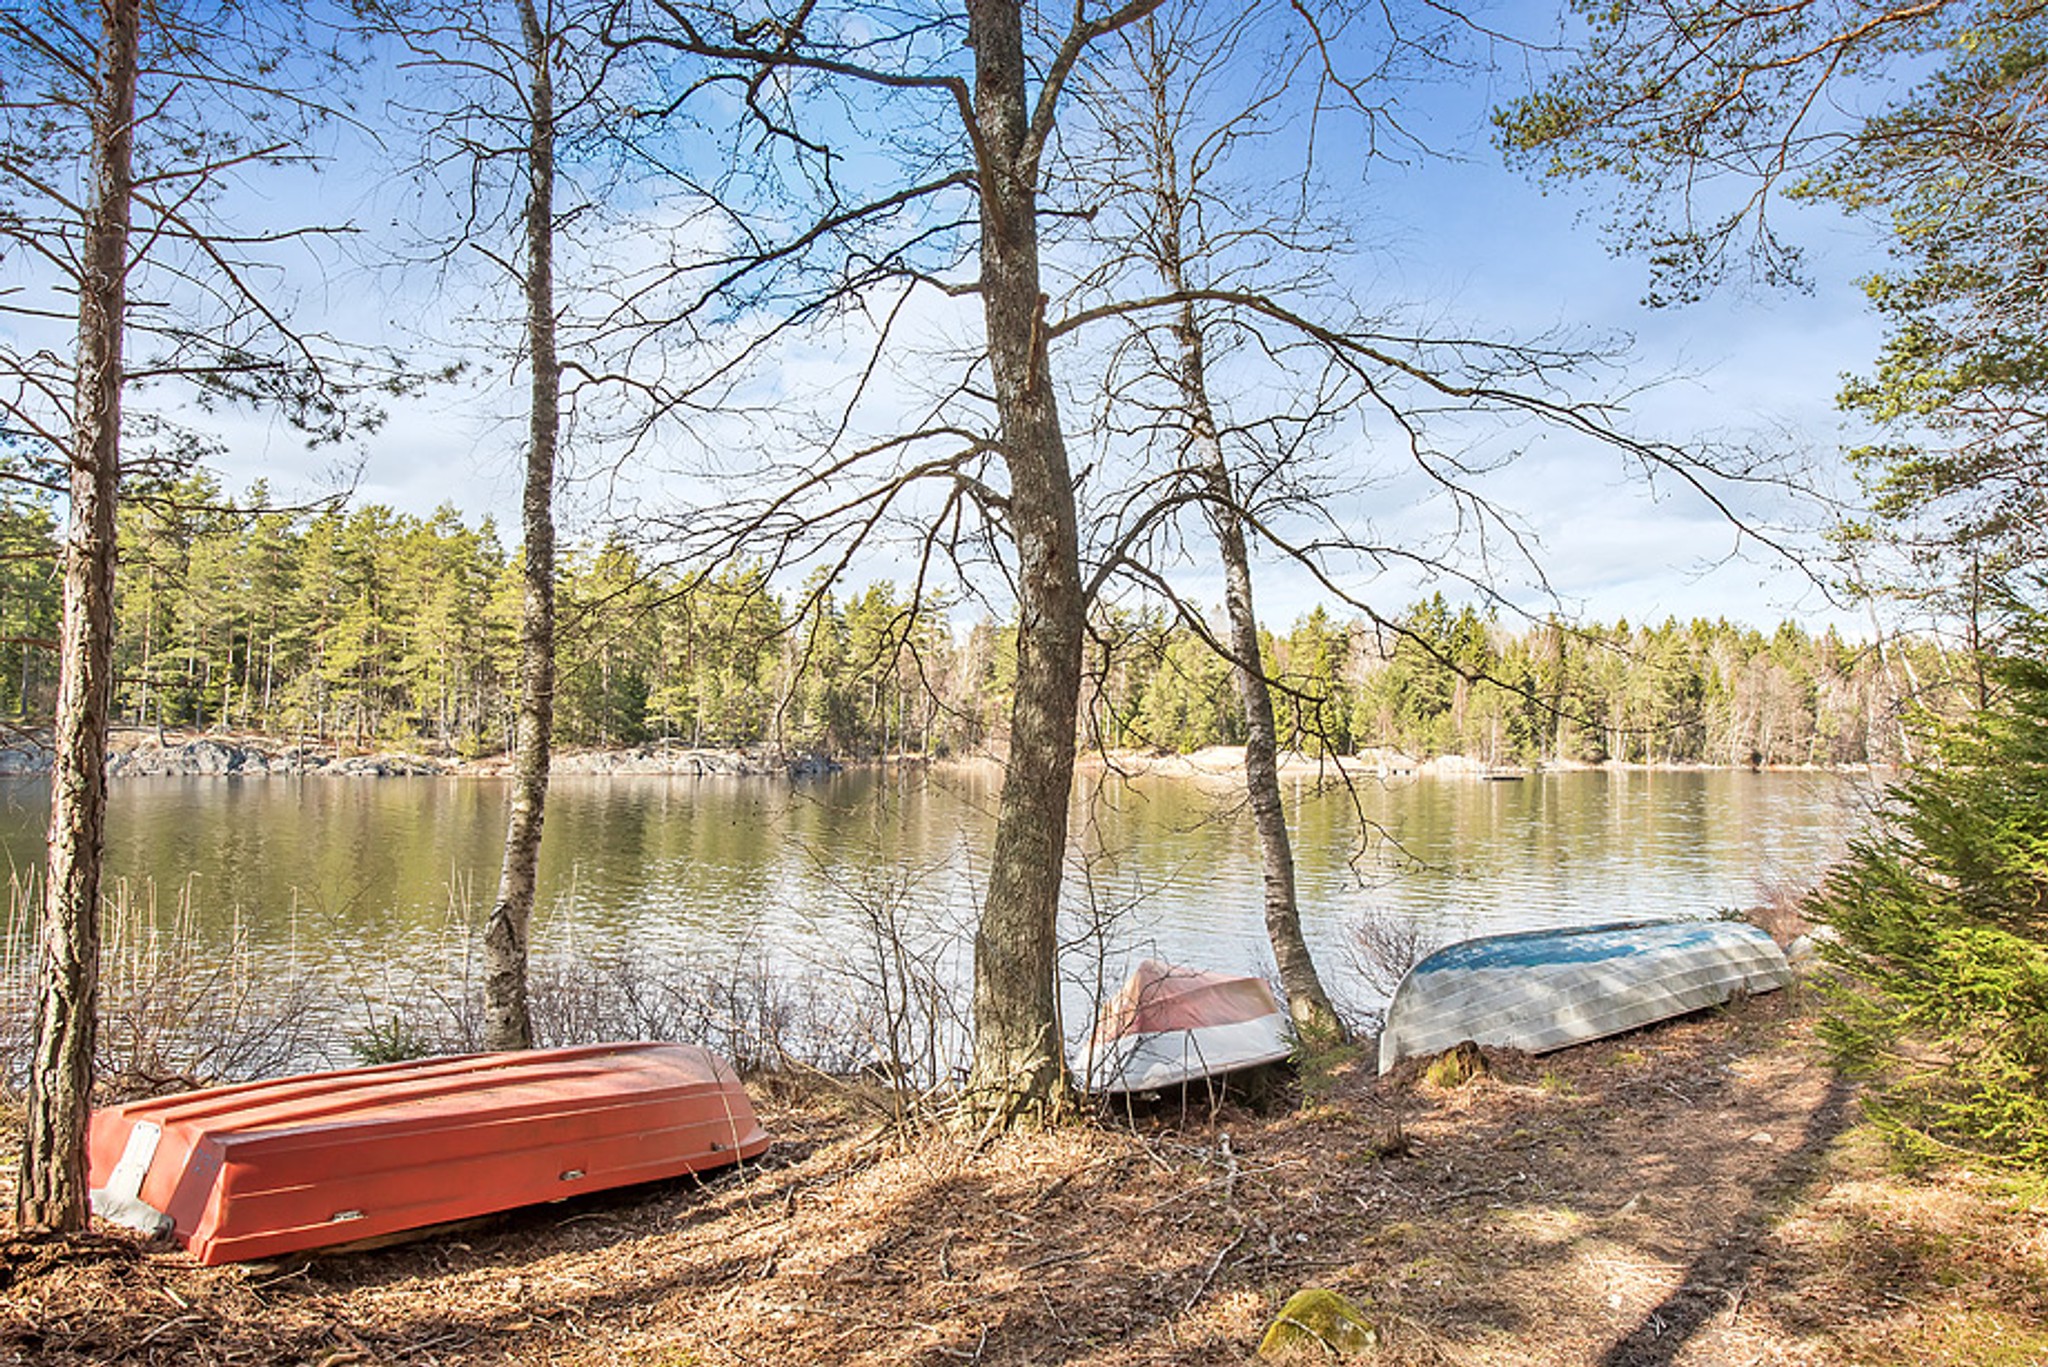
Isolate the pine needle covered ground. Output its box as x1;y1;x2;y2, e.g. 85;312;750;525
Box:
3;990;2044;1365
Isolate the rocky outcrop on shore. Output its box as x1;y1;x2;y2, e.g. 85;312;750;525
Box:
0;730;1871;781
542;746;837;778
0;738;48;776
107;737;460;777
104;739;452;777
0;732;841;780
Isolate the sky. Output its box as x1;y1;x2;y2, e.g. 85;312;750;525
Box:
1330;126;1890;630
161;2;1899;634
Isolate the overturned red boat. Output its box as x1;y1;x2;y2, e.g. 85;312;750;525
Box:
87;1041;770;1264
1077;959;1293;1094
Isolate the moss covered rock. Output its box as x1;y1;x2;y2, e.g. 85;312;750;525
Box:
1424;1039;1489;1088
1257;1287;1377;1359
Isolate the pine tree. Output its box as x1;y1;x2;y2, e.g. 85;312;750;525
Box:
1812;630;2048;1166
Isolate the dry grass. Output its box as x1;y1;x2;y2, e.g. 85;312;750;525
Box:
1743;872;1818;947
0;869;970;1120
0;872;337;1100
4;990;2047;1365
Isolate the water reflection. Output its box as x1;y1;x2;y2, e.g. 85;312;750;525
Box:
0;766;1868;1012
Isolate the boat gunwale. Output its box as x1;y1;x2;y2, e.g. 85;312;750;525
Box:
102;1041;729;1127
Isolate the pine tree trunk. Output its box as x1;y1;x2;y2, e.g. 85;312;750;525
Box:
482;0;558;1052
961;0;1084;1129
19;0;138;1234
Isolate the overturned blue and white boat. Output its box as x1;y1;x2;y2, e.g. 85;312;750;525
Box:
1377;919;1793;1074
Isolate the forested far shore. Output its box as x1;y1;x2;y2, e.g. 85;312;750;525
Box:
0;482;1944;768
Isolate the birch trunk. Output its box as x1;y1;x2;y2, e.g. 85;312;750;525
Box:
961;0;1085;1128
1174;296;1343;1042
19;0;138;1233
1122;21;1343;1043
482;0;558;1051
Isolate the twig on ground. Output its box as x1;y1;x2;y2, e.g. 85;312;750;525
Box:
137;1314;202;1348
1427;1174;1527;1207
1131;1134;1176;1173
781;1303;949;1334
1020;1246;1097;1272
1139;1160;1294;1215
394;1329;472;1359
697;1329;762;1366
931;1325;988;1362
1181;1228;1248;1314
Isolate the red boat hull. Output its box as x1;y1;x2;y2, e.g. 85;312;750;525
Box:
86;1041;770;1264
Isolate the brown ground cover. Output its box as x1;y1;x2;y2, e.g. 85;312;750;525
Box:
2;989;2045;1366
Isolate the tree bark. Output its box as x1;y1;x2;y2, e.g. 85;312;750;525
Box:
961;0;1086;1128
19;0;138;1234
482;0;558;1052
1122;18;1343;1044
1175;296;1343;1042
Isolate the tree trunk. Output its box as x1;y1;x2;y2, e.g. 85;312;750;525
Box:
19;0;138;1234
1131;24;1343;1044
1173;297;1344;1043
961;0;1085;1129
137;570;153;729
482;0;558;1052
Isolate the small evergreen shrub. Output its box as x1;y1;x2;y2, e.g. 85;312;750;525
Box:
1810;643;2048;1165
349;1016;439;1066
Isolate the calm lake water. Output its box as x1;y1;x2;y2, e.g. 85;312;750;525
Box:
0;766;1868;1027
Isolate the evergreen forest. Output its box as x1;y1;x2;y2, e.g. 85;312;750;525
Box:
0;479;1935;768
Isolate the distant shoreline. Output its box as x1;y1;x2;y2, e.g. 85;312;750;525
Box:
0;729;1892;781
1078;745;1889;782
0;729;836;780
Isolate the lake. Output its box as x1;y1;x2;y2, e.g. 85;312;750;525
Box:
0;766;1870;1075
0;766;1867;979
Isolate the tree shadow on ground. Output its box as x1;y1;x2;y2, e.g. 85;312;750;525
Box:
7;995;2047;1365
1595;1075;1852;1366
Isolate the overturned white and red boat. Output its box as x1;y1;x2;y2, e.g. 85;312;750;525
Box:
1077;959;1293;1094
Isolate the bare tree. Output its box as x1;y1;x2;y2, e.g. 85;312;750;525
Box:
352;0;662;1049
620;0;1167;1127
16;0;136;1236
0;0;375;1231
486;0;562;1052
951;0;1101;1128
1051;0;1824;1041
1084;8;1348;1041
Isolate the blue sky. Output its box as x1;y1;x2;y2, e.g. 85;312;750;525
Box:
197;2;1897;633
1337;119;1889;628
